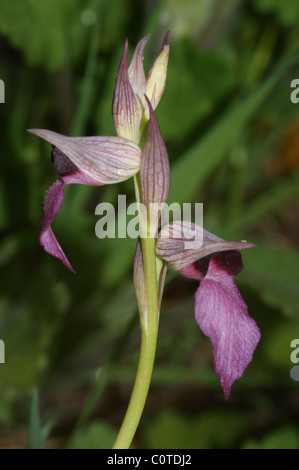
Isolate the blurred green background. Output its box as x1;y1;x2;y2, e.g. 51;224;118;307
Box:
0;0;299;449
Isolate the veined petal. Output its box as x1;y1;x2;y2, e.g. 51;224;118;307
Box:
128;34;151;108
39;180;75;272
28;129;141;183
145;32;170;119
140;98;170;208
156;221;254;273
195;253;261;399
112;39;142;143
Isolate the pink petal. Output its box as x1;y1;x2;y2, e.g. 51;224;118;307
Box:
179;263;204;280
112;39;142;143
30;129;141;271
140;98;170;208
156;221;255;272
194;254;261;399
128;34;151;106
28;129;141;183
39;180;75;272
39;145;109;271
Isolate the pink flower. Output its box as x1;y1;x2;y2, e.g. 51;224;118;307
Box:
28;129;141;272
30;34;170;273
156;221;261;398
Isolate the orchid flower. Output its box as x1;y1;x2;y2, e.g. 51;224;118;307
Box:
28;129;141;272
30;32;261;449
156;221;261;398
29;34;169;274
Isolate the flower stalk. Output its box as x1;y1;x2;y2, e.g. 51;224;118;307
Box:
112;36;170;447
113;196;159;448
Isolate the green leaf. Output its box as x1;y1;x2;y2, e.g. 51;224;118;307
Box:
168;53;296;205
253;0;299;26
262;321;299;369
241;242;299;318
230;170;299;233
67;420;116;449
144;409;249;449
242;426;299;449
0;0;99;70
157;38;236;141
28;388;43;449
164;0;217;41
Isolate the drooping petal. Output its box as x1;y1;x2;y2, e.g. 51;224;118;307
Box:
145;32;170;118
39;180;75;272
194;253;261;399
39;150;107;273
140;98;170;207
30;128;141;271
128;34;151;108
28;129;141;183
112;39;142;143
156;221;255;274
40;151;108;272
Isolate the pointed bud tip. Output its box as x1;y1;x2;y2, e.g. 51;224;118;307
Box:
27;128;53;139
144;94;156;123
27;129;56;142
144;94;151;106
121;38;129;62
144;94;153;115
240;241;256;250
162;31;170;48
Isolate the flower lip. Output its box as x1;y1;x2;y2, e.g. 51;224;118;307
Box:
210;250;244;277
156;219;259;398
195;255;261;399
39;179;76;273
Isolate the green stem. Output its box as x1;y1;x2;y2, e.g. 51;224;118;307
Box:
112;312;158;449
112;177;159;449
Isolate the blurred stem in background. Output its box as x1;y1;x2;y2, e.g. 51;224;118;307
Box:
70;16;101;136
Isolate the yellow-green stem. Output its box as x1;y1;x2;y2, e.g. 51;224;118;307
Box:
112;176;159;449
